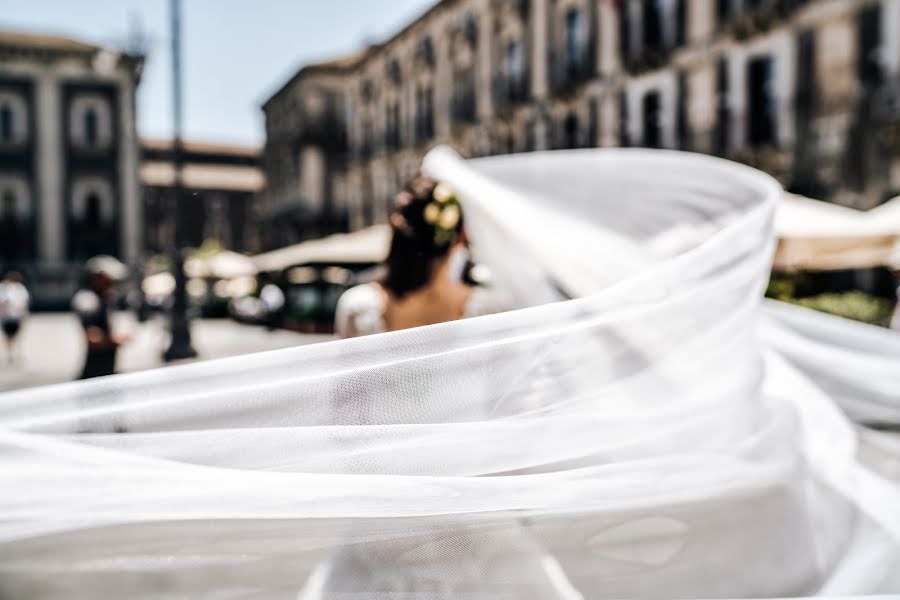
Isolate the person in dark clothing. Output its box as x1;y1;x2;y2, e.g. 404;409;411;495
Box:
72;256;129;380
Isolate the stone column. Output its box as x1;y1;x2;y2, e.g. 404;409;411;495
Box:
688;0;715;44
434;23;452;139
530;0;550;150
530;0;549;101
599;0;619;77
476;0;493;121
118;70;141;265
35;71;64;263
775;31;796;149
883;0;900;78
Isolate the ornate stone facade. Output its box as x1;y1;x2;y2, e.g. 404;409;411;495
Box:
262;0;900;246
0;30;143;307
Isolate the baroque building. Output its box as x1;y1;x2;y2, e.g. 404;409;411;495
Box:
261;0;900;247
0;30;143;307
141;138;265;255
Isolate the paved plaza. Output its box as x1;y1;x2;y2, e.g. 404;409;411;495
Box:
0;314;331;393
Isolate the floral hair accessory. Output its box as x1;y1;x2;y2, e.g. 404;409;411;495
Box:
439;204;460;230
424;203;441;225
426;182;462;248
433;183;455;204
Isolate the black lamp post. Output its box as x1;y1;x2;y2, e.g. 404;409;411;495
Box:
164;0;197;361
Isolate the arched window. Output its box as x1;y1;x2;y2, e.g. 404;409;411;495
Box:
565;8;586;77
643;0;663;52
387;60;403;87
0;104;13;144
84;194;101;226
506;40;525;97
462;13;477;45
417;37;435;66
564;113;579;149
747;56;776;146
642;91;662;148
84;109;99;148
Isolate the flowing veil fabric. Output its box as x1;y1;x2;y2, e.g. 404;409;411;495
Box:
0;148;898;599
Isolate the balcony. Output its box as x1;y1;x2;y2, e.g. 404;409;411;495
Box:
291;107;346;152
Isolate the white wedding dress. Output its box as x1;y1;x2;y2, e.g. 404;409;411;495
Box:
0;148;898;599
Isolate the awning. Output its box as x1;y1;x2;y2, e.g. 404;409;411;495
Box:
141;161;265;193
185;251;257;279
773;194;900;271
253;225;391;273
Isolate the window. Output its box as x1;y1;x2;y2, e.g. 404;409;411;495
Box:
715;57;730;155
505;40;527;102
619;91;630;147
84;109;99;148
643;0;663;52
361;80;374;102
642;91;662;148
858;4;882;87
564;8;586;78
70;97;110;150
384;102;401;149
507;41;524;87
675;0;686;47
619;2;632;64
418;37;435;66
747;56;775;146
564;113;579;149
85;194;101;226
452;67;476;123
676;72;689;149
717;0;732;24
0;104;12;144
415;86;434;141
388;60;403;87
462;13;478;45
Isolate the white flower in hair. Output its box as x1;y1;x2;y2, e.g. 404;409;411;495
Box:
433;183;455;204
439;204;460;230
424;202;441;224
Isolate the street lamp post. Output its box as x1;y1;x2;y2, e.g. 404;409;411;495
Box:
164;0;197;361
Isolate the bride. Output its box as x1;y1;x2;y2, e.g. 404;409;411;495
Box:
0;148;898;600
335;174;507;337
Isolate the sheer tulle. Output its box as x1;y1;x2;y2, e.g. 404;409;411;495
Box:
0;148;898;599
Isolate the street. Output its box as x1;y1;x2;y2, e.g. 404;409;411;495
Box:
0;314;332;393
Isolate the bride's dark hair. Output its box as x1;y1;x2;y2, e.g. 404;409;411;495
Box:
383;174;464;298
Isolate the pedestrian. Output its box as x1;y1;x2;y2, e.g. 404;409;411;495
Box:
72;256;129;380
260;280;286;330
0;271;30;365
890;244;900;332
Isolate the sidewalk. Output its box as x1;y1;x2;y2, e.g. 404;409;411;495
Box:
0;313;332;393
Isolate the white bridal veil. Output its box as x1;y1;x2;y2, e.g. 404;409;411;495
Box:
0;148;898;599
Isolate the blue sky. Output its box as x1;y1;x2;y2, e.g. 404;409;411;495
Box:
0;0;434;146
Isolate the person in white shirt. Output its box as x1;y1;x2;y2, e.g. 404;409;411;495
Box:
890;244;900;332
0;271;30;365
259;281;286;330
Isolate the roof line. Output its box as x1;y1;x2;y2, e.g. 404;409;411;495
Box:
261;0;460;110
